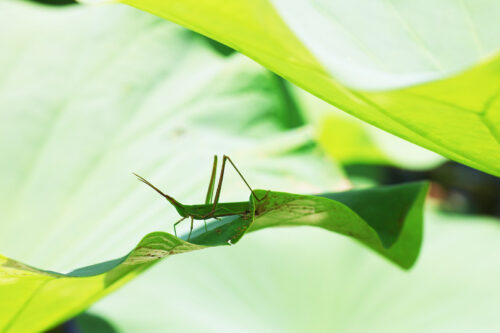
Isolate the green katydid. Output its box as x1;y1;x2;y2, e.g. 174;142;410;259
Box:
134;155;267;240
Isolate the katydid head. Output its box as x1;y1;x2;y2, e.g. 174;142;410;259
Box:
253;190;270;202
133;173;188;217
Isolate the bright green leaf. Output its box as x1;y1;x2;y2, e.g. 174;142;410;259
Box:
119;0;500;176
292;85;446;169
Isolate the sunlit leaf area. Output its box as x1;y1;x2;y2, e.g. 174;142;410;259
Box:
1;1;499;332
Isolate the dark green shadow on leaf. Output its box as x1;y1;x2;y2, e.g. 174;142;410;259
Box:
249;181;428;269
74;312;118;333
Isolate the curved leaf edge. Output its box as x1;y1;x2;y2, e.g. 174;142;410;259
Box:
1;181;428;280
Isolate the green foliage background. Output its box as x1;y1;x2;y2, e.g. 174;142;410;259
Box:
0;1;499;332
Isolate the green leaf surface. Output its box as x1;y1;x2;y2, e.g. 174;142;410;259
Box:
252;181;428;269
0;182;426;332
120;0;500;176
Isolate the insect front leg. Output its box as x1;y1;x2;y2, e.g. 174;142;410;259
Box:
199;155;262;220
173;216;187;238
204;155;218;205
208;155;266;216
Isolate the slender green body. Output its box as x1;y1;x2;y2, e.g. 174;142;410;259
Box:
183;201;251;219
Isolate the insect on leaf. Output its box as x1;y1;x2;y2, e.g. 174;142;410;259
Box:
0;182;427;332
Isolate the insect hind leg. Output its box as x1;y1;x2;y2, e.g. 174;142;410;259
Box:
223;155;267;201
187;216;194;241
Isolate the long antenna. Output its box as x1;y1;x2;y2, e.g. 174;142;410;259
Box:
133;173;184;208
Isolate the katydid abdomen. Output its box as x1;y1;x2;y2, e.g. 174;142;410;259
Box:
184;201;251;219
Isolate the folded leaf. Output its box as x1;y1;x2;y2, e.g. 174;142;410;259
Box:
251;181;428;269
0;182;427;332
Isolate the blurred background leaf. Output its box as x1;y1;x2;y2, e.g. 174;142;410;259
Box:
0;1;342;331
0;0;343;273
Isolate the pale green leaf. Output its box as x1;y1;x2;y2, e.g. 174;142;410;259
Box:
0;1;343;330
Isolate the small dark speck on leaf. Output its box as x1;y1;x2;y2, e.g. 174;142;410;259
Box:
169;127;186;138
